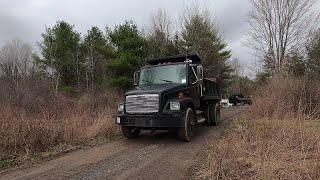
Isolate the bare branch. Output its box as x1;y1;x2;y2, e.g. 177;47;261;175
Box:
247;0;319;74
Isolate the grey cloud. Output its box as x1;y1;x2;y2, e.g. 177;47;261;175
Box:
1;0;319;76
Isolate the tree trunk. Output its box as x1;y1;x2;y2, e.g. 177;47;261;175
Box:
55;73;60;95
90;47;94;87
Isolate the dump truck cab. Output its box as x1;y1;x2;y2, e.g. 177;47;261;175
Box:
116;54;221;141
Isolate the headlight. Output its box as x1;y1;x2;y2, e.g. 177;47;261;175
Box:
118;103;124;112
170;101;180;110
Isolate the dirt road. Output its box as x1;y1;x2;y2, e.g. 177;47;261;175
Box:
1;107;246;180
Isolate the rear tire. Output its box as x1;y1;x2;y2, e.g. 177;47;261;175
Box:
206;103;221;126
206;104;214;126
122;126;141;139
178;107;196;142
213;103;221;126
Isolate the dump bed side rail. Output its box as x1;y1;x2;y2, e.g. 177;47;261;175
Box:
202;78;221;103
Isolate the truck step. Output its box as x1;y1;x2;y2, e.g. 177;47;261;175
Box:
197;117;206;124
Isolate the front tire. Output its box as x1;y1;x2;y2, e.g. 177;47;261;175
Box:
178;107;196;142
122;126;141;139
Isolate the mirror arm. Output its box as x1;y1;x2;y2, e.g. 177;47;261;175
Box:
191;66;199;80
191;80;199;85
134;71;140;86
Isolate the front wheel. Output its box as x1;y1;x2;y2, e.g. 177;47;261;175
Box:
122;126;141;139
178;107;196;142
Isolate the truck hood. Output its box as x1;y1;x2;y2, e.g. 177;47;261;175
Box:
125;83;187;96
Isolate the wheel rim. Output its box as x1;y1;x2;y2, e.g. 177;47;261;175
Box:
130;128;136;133
126;127;139;136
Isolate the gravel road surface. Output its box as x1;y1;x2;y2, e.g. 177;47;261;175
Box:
1;107;246;180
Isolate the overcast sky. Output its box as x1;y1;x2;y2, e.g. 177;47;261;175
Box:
1;0;319;76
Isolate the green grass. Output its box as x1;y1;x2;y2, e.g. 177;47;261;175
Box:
305;118;320;134
58;86;79;94
0;157;12;170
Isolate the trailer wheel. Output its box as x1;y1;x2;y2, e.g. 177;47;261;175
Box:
122;126;141;139
178;107;196;142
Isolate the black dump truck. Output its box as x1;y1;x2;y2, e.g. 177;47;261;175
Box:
116;54;221;142
228;94;252;106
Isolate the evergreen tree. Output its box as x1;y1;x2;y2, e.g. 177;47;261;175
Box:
262;52;276;77
83;26;113;86
179;9;232;80
286;50;305;77
306;31;320;79
106;21;148;89
38;21;81;89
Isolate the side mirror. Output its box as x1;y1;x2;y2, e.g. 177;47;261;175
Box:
134;71;140;86
197;65;203;80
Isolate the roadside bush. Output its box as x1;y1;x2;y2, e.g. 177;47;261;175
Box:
193;76;320;179
249;76;320;119
194;117;320;179
0;79;121;159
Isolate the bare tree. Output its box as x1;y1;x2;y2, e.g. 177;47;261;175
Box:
230;58;243;77
247;0;319;74
150;9;172;41
0;39;35;102
0;39;33;78
148;9;179;57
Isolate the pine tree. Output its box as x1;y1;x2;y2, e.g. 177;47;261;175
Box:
306;31;320;79
179;9;232;79
83;26;112;87
106;21;148;89
286;50;305;77
38;21;81;90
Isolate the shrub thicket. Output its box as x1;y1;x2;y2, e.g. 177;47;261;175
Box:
0;78;120;159
194;76;320;179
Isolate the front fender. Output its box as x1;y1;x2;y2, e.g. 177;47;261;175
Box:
162;97;194;113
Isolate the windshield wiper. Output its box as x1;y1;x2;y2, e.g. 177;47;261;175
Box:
159;79;173;83
142;79;153;85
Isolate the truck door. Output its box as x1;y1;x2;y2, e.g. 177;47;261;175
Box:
188;65;201;108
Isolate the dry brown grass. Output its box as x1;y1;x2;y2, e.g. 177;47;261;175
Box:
194;76;320;179
249;76;320;119
0;88;121;168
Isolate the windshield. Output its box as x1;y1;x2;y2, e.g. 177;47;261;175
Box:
139;64;187;85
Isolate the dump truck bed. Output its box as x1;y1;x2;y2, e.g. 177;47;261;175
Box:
202;78;221;103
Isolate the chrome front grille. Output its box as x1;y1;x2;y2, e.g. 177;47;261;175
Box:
125;94;159;114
